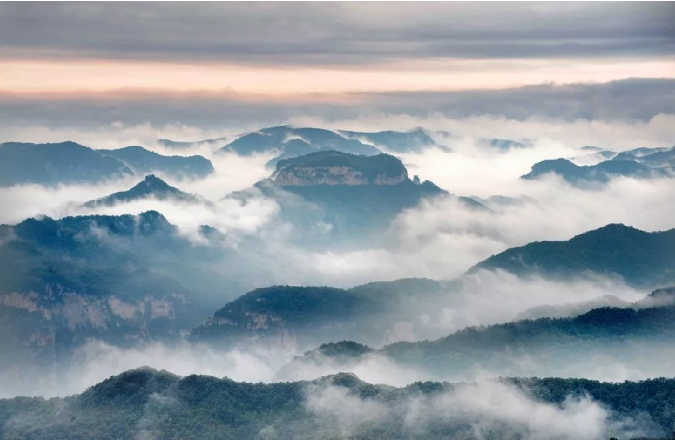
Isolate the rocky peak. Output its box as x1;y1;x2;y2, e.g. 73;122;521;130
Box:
269;151;409;187
139;174;173;192
83;175;199;207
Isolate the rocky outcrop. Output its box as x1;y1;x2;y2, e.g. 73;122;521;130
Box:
272;165;407;186
269;151;410;187
83;174;201;208
0;290;188;363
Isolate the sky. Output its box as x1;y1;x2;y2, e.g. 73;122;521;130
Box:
1;2;674;131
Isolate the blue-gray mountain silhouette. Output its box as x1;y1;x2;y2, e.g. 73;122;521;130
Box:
83;174;201;207
99;146;214;179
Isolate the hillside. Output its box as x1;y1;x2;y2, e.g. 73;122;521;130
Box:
190;279;450;349
0;141;133;186
381;303;675;367
281;297;675;382
0;367;672;439
219;125;381;157
0;141;213;186
522;153;673;184
338;127;437;152
470;224;675;287
0;211;243;393
83;174;201;207
99;146;214;179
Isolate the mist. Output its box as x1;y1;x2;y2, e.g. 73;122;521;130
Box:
0;271;660;399
1;119;674;399
2;122;674;287
300;380;637;440
0;340;293;399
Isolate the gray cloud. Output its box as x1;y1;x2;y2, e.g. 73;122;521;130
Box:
1;2;674;63
2;78;675;131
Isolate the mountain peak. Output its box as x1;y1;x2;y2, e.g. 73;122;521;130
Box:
141;173;170;188
123;174;180;197
471;223;675;286
269;151;409;187
83;175;199;207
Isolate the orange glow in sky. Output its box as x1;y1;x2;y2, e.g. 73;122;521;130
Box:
2;58;673;97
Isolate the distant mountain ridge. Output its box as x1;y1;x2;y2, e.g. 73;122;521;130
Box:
280;292;675;384
163;125;539;159
337;127;438;152
0;141;213;186
219;126;381;163
99;145;214;179
83;174;201;208
0;141;134;186
525;146;675;184
190;278;450;349
158;136;229;149
470;223;675;287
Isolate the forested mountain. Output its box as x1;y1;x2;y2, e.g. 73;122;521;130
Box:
337;127;438;152
281;297;675;382
218;126;381;161
0;141;133;186
522;158;671;184
0;142;213;186
0;211;244;392
83;174;202;207
470;224;675;287
523;146;675;184
98;146;214;179
0;367;672;440
190;279;452;349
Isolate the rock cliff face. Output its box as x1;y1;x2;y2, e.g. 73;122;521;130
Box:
0;211;227;388
272;165;408;186
189;285;377;350
246;150;483;248
1;291;181;332
0;287;193;397
269;151;409;187
0;289;188;358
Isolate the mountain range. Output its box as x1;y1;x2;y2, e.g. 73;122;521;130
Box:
0;367;672;439
2;206;670;381
523;146;675;184
218;126;382;169
190;223;675;352
190;279;452;349
0;141;134;186
98;146;214;179
0;210;248;392
279;291;675;383
0;142;213;187
337;127;438;152
161;125;538;159
2;133;675;437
